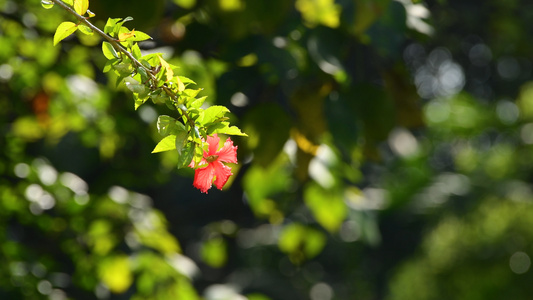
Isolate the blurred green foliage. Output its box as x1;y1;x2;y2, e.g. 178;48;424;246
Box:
3;0;533;299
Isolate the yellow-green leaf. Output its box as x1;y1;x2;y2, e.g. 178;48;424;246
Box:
152;135;177;153
159;55;174;82
74;0;89;16
53;22;78;46
98;255;133;294
78;25;93;35
102;42;119;59
304;183;347;232
41;0;54;9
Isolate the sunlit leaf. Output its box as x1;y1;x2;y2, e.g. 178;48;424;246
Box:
131;43;142;60
278;223;326;263
295;0;341;28
102;42;119;59
73;0;89;16
152;135;177;153
53;22;78;46
78;25;93;35
98;255;133;294
208;122;247;136
200;237;227;268
159;56;174;82
41;0;54;9
130;30;152;42
201;105;229;124
118;29;136;41
178;76;196;86
104;18;122;34
304;183;347;232
173;0;196;9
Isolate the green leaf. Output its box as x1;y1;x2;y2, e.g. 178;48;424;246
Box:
157;115;176;136
73;0;89;16
133;94;149;110
130;30;152;42
188;96;207;109
131;43;142;60
41;0;54;9
208;122;247;136
178;76;196;86
183;88;202;98
177;142;195;169
113;17;134;37
124;77;144;95
104;18;121;35
175;126;188;154
173;0;196;9
103;58;119;73
152;135;177;153
304;183;347;232
112;62;133;76
201;105;229;124
102;42;119;59
200;237;227;268
53;22;78;46
78;25;93;35
278;223;326;263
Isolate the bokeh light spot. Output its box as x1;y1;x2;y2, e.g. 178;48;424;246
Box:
509;251;531;274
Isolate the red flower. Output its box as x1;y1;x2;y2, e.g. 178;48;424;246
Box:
189;134;238;193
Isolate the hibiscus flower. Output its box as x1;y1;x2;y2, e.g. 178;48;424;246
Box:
189;134;238;193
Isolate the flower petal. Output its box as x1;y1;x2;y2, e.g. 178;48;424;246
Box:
193;164;215;193
212;161;233;190
206;134;221;156
216;137;238;164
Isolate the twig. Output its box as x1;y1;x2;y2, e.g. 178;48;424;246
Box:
49;0;194;128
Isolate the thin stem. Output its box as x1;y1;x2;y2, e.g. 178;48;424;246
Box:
49;0;194;128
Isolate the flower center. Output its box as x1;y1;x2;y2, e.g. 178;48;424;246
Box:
206;154;219;163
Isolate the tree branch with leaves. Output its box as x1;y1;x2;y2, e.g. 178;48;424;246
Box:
43;0;246;193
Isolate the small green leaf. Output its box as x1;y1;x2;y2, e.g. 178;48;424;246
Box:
103;58;119;73
173;0;196;9
183;88;202;98
112;62;133;76
175;126;188;154
130;30;152;42
188;96;207;109
53;22;78;46
304;183;347;232
131;44;142;60
113;17;134;37
177;142;195;168
152;135;177;153
201;105;229;124
178;76;196;86
137;67;149;83
41;0;54;9
104;18;121;35
73;0;89;16
133;93;149;110
157;115;177;136
102;42;119;59
208;122;247;136
78;25;93;35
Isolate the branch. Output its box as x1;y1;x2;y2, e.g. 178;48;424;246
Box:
49;0;194;128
